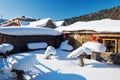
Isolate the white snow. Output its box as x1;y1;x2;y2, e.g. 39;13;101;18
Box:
44;46;56;56
0;27;61;36
67;47;92;58
27;42;48;50
82;41;106;52
60;40;73;51
30;18;55;27
0;44;14;54
0;45;120;80
56;19;120;32
10;53;36;71
55;20;65;27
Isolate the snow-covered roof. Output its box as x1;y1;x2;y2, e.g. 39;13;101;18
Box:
56;19;120;32
55;20;65;27
30;18;55;27
0;26;61;36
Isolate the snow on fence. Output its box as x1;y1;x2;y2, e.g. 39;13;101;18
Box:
27;42;48;50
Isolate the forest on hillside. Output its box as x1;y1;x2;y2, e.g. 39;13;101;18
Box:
64;6;120;25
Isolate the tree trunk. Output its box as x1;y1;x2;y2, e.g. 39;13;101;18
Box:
79;56;84;67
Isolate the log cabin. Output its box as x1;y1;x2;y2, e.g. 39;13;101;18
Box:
0;27;62;55
58;19;120;62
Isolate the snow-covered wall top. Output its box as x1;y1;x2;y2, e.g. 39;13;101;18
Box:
56;19;120;32
0;27;61;36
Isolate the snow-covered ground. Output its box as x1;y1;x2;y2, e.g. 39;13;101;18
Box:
0;48;120;80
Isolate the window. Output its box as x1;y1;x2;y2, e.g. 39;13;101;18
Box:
103;39;117;53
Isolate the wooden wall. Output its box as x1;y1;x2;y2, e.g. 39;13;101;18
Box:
64;31;120;54
0;34;62;54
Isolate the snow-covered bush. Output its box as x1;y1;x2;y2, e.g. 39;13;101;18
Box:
44;46;56;59
0;43;14;54
7;53;37;80
67;46;92;67
9;54;36;71
60;40;73;51
27;42;48;50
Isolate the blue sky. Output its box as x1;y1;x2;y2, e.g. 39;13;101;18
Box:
0;0;120;20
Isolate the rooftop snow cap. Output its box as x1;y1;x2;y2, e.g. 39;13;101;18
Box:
56;19;120;32
0;27;62;36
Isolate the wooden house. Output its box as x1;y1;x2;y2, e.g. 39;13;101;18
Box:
60;19;120;62
0;27;62;55
1;16;36;27
1;21;20;27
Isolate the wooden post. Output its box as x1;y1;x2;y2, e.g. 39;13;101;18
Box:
79;56;84;67
45;54;53;60
11;69;24;80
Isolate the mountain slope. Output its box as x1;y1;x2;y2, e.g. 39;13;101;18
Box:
64;6;120;25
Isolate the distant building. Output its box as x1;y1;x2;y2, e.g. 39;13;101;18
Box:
1;16;36;27
12;16;36;26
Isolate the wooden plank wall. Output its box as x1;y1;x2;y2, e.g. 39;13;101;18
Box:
0;34;62;54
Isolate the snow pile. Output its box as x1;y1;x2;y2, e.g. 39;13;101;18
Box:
82;41;106;52
60;40;73;51
0;44;14;54
10;53;36;71
44;46;56;57
0;27;61;36
30;18;55;27
67;47;92;58
56;19;120;32
27;42;48;50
